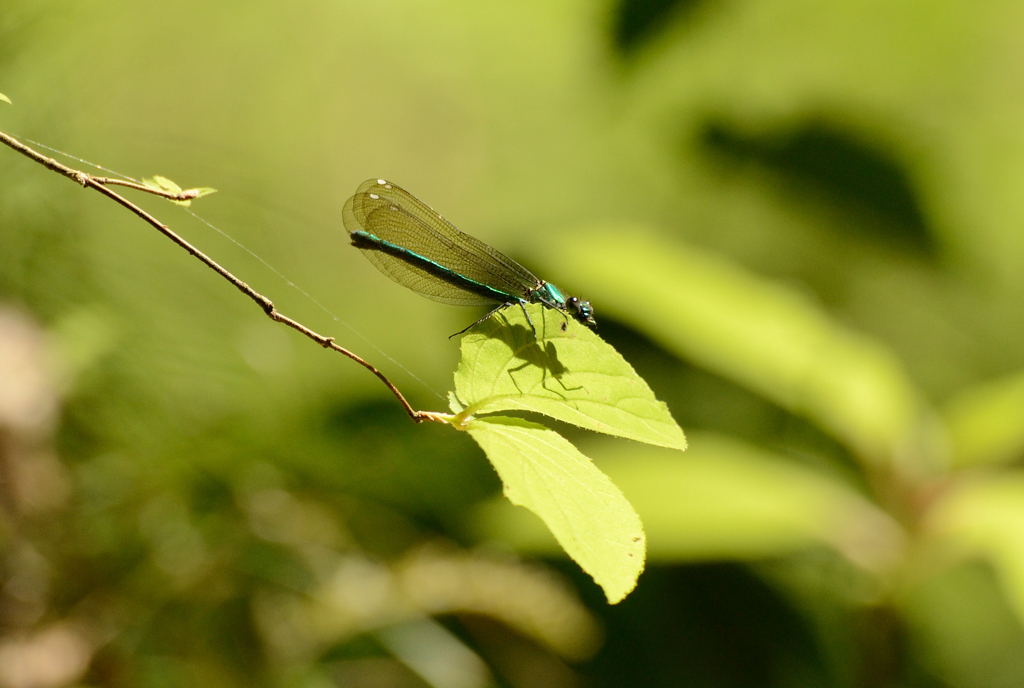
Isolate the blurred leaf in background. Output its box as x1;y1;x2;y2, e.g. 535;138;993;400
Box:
5;0;1024;686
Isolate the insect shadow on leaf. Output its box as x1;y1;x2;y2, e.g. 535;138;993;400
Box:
496;316;586;399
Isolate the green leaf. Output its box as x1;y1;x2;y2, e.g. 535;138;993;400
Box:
453;303;685;450
143;175;183;195
465;416;645;604
142;176;216;207
926;474;1024;627
540;226;926;468
0;93;11;105
944;370;1024;467
475;433;903;570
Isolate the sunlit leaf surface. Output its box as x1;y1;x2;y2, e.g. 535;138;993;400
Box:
142;175;182;195
466;416;646;604
454;303;686;450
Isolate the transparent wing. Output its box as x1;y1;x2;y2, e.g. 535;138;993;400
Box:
342;179;539;306
345;203;492;305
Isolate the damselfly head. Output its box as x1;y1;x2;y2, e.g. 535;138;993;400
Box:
566;296;596;329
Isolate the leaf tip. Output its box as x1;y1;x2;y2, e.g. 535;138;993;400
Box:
604;531;646;604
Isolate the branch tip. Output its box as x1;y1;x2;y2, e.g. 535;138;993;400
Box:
0;127;443;425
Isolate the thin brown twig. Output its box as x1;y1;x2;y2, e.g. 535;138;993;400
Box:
0;129;450;425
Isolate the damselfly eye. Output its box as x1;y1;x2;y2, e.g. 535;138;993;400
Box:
566;297;596;328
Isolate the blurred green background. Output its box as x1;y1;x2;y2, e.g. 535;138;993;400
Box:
3;0;1024;686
